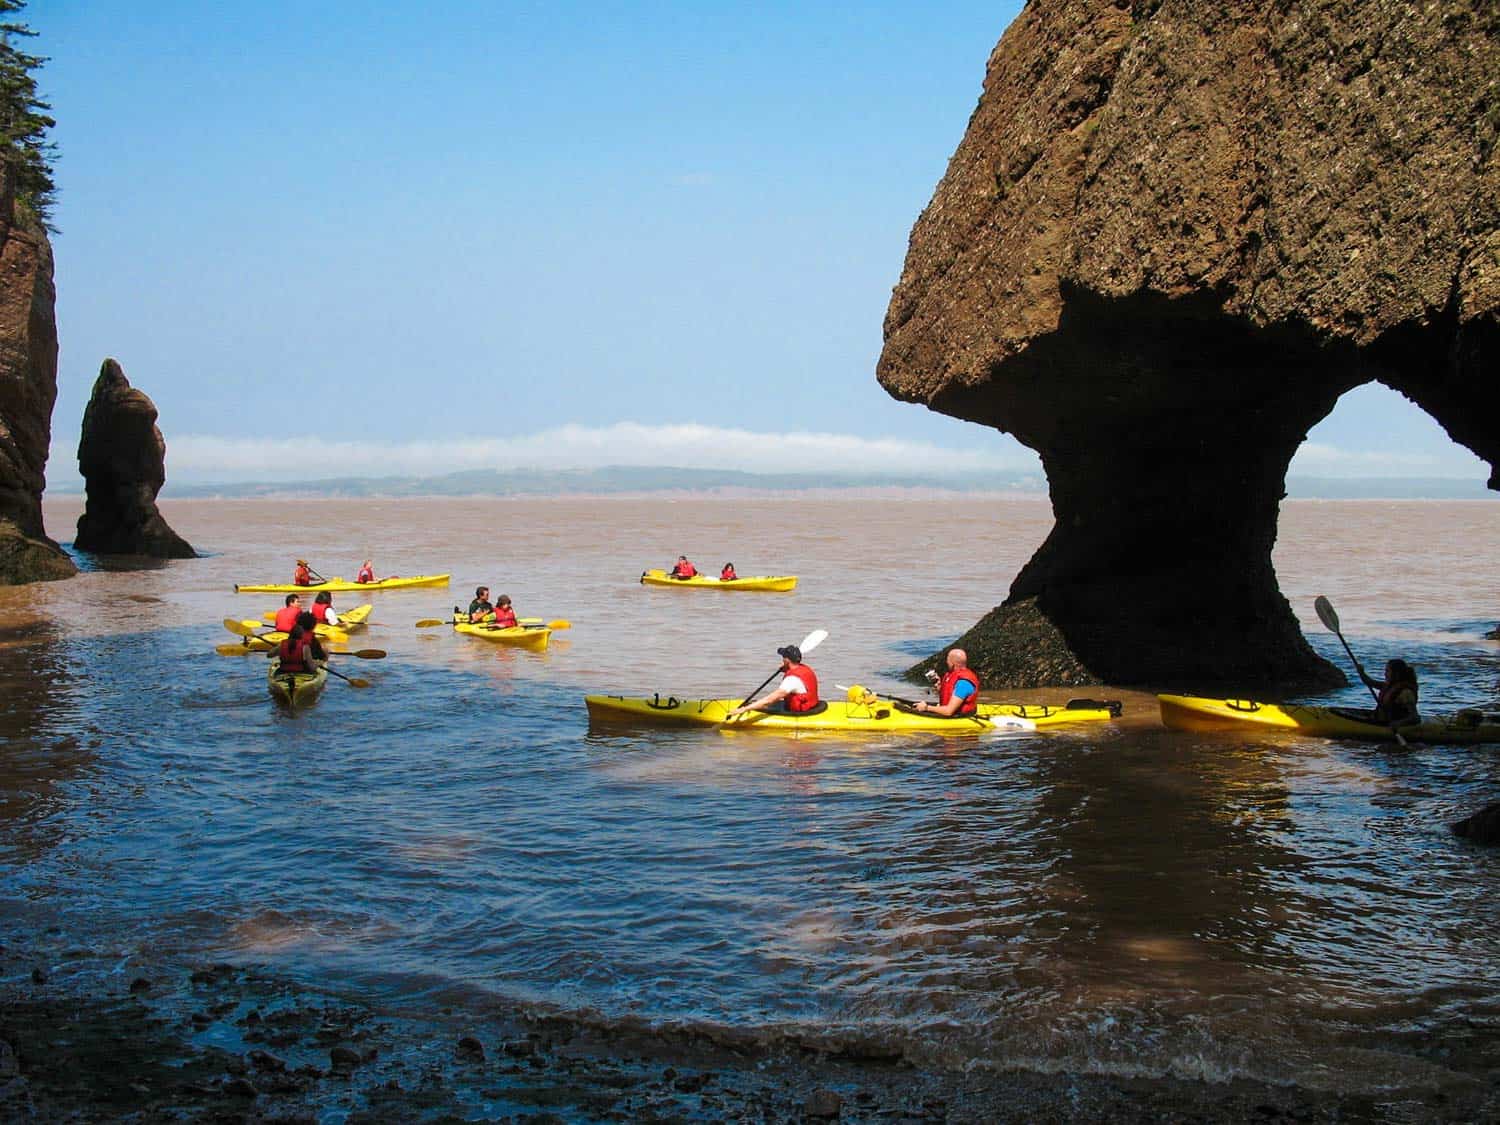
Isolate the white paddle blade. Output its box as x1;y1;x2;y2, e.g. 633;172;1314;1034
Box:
799;629;829;655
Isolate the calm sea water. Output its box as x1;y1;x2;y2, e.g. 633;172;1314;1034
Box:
3;495;1499;1094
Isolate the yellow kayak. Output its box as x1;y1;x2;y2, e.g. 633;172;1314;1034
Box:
227;618;349;646
453;618;550;651
585;693;1120;733
1158;694;1500;744
258;603;373;632
267;663;327;708
640;568;796;592
235;574;450;594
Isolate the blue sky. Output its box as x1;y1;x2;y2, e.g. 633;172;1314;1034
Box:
28;1;1487;485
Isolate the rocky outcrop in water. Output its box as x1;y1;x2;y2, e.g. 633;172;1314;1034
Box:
1451;802;1500;846
0;163;74;584
74;359;195;558
879;1;1498;690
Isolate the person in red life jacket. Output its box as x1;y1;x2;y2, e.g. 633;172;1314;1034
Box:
728;643;820;716
670;555;698;580
913;648;980;716
293;559;314;586
467;586;494;623
311;590;341;627
356;559;375;584
273;593;303;633
491;594;518;628
276;616;326;675
719;562;737;581
1358;657;1421;726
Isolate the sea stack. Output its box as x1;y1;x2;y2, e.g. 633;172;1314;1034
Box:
74;358;196;558
0;161;75;584
878;0;1498;690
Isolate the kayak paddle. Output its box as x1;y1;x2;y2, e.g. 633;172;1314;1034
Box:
724;629;828;723
1313;595;1408;748
324;664;370;688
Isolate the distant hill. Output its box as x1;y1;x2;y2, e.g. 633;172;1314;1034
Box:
46;465;1494;500
154;465;1049;499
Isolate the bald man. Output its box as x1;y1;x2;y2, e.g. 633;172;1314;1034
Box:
914;648;980;716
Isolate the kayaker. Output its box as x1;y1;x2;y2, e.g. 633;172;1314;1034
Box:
273;594;303;633
311;590;341;627
491;594;518;628
728;643;820;716
467;586;494;622
356;559;375;584
276;619;325;675
912;648;980;716
719;562;737;581
670;555;698;580
293;559;315;586
1360;658;1421;725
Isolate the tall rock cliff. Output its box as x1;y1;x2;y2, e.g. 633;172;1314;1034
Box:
74;358;196;559
879;0;1498;690
0;162;74;584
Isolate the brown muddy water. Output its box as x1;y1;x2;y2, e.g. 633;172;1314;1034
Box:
3;495;1499;1116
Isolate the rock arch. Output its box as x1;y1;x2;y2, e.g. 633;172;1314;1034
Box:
878;0;1497;691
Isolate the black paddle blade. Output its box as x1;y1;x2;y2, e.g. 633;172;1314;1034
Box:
1313;595;1339;633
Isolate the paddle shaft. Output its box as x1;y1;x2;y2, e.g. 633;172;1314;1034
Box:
1315;596;1408;747
730;629;828;711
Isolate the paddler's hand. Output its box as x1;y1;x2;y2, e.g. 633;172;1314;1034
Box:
914;700;928;712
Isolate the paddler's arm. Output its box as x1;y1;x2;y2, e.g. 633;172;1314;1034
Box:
914;680;975;716
728;686;788;717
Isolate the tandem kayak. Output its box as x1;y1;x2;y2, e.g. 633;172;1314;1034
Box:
640;568;796;592
231;626;345;650
453;620;550;651
259;603;373;630
584;693;1121;733
235;574;450;594
267;663;328;708
1157;693;1500;744
227;617;350;646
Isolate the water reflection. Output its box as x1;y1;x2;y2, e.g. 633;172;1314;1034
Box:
0;618;90;863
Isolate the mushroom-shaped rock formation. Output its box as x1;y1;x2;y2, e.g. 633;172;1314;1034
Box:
74;359;195;558
878;0;1498;691
0;163;75;584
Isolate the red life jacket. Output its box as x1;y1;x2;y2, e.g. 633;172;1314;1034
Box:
311;602;331;624
493;606;517;627
356;566;374;583
784;663;820;712
720;567;736;580
293;564;312;586
673;560;697;578
278;636;311;673
274;605;301;632
939;668;981;715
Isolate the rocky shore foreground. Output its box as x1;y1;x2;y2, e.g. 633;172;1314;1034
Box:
2;921;1487;1123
